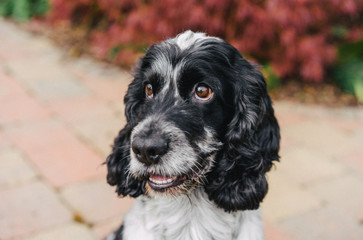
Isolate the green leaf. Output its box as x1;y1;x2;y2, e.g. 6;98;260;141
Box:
0;0;14;17
331;25;348;39
334;58;363;102
262;64;281;90
31;0;49;16
337;40;363;63
12;0;30;22
109;45;123;59
353;79;363;103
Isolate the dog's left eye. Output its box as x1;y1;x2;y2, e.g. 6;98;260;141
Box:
145;83;153;99
194;84;213;101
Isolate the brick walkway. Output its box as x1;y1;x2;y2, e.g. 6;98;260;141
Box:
1;19;362;240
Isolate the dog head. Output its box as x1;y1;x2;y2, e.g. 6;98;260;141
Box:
106;31;280;212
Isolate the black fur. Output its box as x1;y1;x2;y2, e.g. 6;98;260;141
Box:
106;125;146;197
106;33;280;213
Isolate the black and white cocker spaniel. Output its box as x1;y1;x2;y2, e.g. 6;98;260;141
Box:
106;31;280;240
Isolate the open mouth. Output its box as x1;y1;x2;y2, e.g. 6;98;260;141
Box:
148;175;187;191
147;164;209;192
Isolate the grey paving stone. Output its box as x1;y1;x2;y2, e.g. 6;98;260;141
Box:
23;223;97;240
6;120;106;187
2;48;90;102
278;205;363;240
0;148;37;188
64;55;130;81
92;216;124;240
0;181;72;240
29;78;90;101
278;146;346;186
68;106;126;158
46;96;126;158
307;174;363;223
262;172;322;222
283;120;361;158
60;178;134;224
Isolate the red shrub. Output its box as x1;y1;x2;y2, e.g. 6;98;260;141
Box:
48;0;363;82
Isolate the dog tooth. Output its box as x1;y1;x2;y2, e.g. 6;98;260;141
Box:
149;177;176;185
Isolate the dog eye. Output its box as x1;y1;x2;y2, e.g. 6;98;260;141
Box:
145;83;153;98
194;84;213;101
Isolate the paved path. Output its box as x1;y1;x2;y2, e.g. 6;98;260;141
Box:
0;19;362;240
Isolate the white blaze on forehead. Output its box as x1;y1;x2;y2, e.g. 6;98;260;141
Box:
150;56;176;98
150;54;173;78
169;30;222;50
150;55;184;99
149;31;222;100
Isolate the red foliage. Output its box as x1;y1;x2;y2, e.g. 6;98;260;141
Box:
47;0;363;82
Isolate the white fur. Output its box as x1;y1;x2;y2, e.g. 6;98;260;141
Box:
121;188;264;240
153;30;222;99
158;61;185;99
170;30;222;50
196;127;223;153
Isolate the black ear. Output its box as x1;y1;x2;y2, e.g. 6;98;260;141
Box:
205;63;280;212
106;75;146;198
106;125;146;197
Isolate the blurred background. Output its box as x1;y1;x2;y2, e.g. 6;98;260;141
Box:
0;0;362;239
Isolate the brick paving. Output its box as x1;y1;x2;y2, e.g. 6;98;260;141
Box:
0;19;362;239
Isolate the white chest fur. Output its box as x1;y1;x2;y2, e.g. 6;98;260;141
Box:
122;188;264;240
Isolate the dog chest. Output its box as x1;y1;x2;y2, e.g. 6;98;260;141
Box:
122;189;263;240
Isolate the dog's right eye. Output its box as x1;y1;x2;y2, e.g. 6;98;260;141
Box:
194;84;213;102
145;83;153;99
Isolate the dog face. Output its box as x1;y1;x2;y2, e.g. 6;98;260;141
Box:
106;31;280;212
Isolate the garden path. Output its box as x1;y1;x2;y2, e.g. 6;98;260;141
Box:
1;19;363;240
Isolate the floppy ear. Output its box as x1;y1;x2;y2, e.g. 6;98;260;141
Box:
106;76;146;198
205;65;280;212
106;125;145;197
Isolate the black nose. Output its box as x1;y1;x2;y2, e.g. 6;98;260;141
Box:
131;136;168;166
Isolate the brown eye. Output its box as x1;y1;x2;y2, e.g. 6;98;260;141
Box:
195;84;213;101
145;83;153;98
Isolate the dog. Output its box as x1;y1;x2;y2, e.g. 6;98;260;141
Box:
106;30;280;240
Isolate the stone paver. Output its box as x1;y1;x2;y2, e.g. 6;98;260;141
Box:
47;96;126;158
0;131;8;148
283;120;362;158
341;149;363;172
307;174;363;223
60;178;134;224
278;205;363;240
0;181;72;240
277;146;346;186
264;222;293;240
29;77;90;102
23;223;97;240
261;173;322;222
0;72;50;125
6;121;106;187
0;148;37;187
92;216;124;240
74;69;131;103
1;19;363;240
